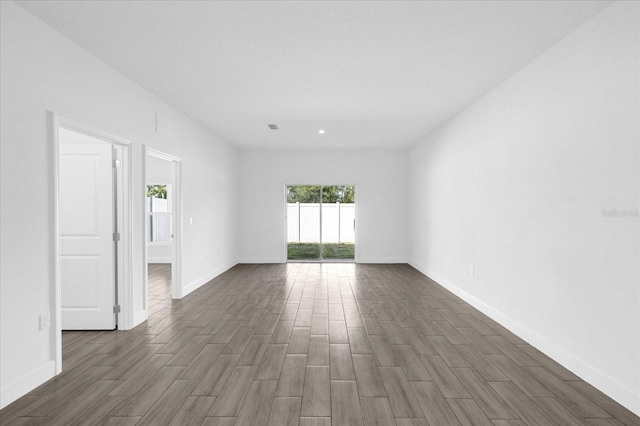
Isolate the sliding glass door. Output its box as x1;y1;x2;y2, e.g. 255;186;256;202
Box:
287;185;355;262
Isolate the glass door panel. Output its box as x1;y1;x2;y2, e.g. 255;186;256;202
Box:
287;185;321;260
321;185;355;260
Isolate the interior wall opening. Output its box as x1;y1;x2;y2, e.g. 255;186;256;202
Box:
53;117;133;375
146;184;173;315
143;146;183;321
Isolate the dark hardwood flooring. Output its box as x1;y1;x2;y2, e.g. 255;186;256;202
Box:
1;263;638;425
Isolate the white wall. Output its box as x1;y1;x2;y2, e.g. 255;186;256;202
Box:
409;1;639;414
0;2;238;408
238;150;408;263
147;153;175;184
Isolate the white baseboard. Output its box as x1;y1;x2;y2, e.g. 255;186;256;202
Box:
237;257;407;264
357;257;407;264
238;258;285;264
1;360;56;410
181;261;237;298
147;257;171;264
408;260;640;417
131;309;147;329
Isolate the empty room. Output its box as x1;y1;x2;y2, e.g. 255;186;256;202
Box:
1;1;638;425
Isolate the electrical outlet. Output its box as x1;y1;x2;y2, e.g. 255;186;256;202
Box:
189;217;193;225
470;265;475;277
39;313;50;330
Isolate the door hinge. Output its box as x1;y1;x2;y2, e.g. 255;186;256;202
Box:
113;159;121;168
113;305;121;314
113;232;120;241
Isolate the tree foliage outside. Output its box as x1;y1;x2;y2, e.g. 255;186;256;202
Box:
287;185;354;203
287;186;320;203
147;184;167;199
323;185;355;203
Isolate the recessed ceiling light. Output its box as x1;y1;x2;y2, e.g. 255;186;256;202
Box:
268;124;279;130
318;129;325;134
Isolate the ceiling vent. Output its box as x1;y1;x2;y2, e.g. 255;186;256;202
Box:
268;124;279;130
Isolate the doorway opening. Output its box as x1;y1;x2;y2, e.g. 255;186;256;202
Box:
53;116;132;374
286;185;355;262
144;147;182;320
146;184;173;316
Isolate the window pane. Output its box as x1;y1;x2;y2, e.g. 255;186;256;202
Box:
287;185;321;203
149;214;170;243
147;185;170;212
151;197;169;212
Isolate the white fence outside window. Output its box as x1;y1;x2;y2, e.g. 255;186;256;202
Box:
287;203;355;243
147;197;170;243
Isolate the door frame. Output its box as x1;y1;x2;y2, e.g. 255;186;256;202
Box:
143;146;183;309
52;114;133;374
284;184;357;263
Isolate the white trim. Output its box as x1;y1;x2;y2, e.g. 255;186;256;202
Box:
174;160;183;299
148;257;172;264
123;140;133;331
357;257;407;264
141;152;149;316
240;258;287;264
50;113;62;375
283;185;288;263
114;143;133;331
51;114;133;378
0;361;56;410
143;146;183;304
54;117;131;146
409;260;640;417
147;241;173;247
146;148;182;163
182;262;237;298
132;309;147;328
353;184;358;264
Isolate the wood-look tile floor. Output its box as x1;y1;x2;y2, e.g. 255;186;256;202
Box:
148;263;173;317
2;263;638;425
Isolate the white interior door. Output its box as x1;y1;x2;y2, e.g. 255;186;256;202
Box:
59;134;116;330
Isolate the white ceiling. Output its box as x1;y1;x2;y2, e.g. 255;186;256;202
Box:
17;0;612;150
